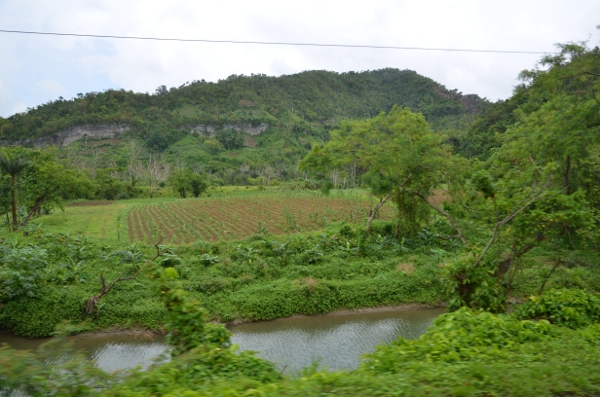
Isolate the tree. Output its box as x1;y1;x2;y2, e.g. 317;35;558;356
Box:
147;154;171;198
124;140;145;190
215;129;244;150
189;172;208;198
168;169;209;199
20;160;94;226
203;139;225;155
444;41;600;311
258;166;278;186
301;106;468;238
0;151;30;229
0;148;94;229
169;170;189;198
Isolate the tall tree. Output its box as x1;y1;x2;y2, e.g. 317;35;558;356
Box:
20;160;94;226
189;172;208;198
0;151;30;229
147;154;171;198
124;140;145;189
301;106;468;238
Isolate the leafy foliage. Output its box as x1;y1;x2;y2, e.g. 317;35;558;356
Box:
362;308;555;372
443;256;506;313
0;244;49;300
513;288;600;328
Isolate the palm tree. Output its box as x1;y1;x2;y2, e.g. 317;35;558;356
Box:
0;152;30;229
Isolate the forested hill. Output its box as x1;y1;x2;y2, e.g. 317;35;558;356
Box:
460;44;600;159
0;68;485;145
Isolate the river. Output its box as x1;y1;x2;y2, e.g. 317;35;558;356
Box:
0;307;444;373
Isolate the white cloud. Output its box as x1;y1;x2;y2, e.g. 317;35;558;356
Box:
38;79;67;96
0;79;26;117
0;0;599;117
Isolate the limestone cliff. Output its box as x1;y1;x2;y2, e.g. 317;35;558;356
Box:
0;124;130;147
188;123;269;136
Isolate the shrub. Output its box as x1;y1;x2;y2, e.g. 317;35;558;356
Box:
513;288;600;328
443;256;506;313
0;245;49;300
362;307;555;373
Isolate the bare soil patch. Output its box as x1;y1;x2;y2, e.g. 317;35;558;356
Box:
68;201;114;207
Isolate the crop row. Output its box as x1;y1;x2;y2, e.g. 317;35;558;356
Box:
127;195;395;244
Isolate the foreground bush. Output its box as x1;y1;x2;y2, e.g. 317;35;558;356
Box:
513;288;600;328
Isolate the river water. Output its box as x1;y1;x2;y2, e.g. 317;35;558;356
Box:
0;307;444;373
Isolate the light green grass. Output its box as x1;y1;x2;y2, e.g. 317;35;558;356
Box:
0;198;174;244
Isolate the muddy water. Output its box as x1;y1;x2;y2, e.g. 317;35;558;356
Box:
0;308;444;372
0;332;169;373
230;308;445;371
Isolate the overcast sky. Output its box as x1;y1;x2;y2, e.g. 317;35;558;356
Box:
0;0;598;118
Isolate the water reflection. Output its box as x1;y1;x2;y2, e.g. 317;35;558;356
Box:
87;339;168;372
0;332;169;373
0;307;444;373
229;308;444;371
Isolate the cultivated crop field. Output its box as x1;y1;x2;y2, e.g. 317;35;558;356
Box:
127;191;395;244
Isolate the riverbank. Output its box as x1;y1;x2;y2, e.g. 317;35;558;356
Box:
1;222;599;339
2;228;600;395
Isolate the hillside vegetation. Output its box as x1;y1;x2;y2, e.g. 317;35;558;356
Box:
0;68;484;143
0;69;485;191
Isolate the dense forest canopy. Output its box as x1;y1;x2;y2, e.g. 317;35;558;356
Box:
460;42;600;159
0;68;484;143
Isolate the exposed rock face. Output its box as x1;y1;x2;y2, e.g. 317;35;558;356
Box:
0;124;130;147
189;123;269;136
57;124;131;146
0;122;269;148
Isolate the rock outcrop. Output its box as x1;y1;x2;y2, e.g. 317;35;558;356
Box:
189;123;269;136
0;124;130;147
0;122;269;148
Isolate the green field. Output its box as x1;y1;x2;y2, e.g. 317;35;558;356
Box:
127;190;395;244
18;189;393;245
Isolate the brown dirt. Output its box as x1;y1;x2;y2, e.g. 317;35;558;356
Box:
68;201;114;207
396;263;415;275
428;190;451;205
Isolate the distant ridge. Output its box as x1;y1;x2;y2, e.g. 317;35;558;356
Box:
0;68;485;147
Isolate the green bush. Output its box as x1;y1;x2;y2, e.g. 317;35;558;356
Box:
513;288;600;328
443;256;506;313
362;307;555;373
0;245;49;300
0;286;88;337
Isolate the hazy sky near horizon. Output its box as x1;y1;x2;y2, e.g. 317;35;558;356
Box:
0;0;598;118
